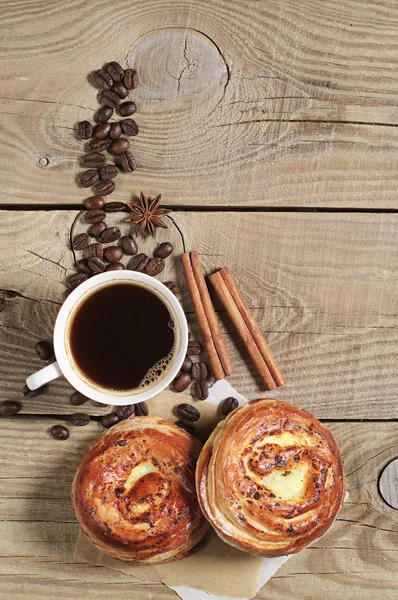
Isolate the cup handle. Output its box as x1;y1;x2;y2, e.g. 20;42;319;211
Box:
26;361;63;390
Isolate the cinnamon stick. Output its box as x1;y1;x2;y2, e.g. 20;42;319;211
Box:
181;253;225;381
190;252;234;377
219;267;285;387
209;270;277;390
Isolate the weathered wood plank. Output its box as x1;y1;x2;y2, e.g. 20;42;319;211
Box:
1;0;398;207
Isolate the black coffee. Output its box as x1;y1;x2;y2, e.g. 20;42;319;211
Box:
69;283;175;390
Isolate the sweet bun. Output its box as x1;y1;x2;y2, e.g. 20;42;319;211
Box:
196;399;345;557
72;416;209;564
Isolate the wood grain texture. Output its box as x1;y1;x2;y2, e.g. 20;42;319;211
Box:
1;210;397;418
0;419;397;599
1;0;398;207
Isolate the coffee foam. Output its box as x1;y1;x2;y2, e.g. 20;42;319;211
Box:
138;343;176;390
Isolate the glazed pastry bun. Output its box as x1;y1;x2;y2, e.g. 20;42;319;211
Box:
196;399;345;557
72;416;209;564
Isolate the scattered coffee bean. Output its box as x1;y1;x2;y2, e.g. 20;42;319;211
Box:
100;227;121;243
89;221;107;238
104;246;123;263
176;419;195;434
94;122;111;139
0;400;21;417
90;138;110;152
76;120;92;139
106;61;124;82
124;68;138;90
68;273;89;288
104;201;125;212
164;281;178;295
96;106;113;123
107;123;121;141
112;81;129;99
120;151;136;172
80;169;99;188
0;297;6;312
35;341;54;361
173;372;191;392
23;383;46;397
176;403;200;422
121;118;139;136
155;242;173;259
82;152;106;169
128;253;149;272
96;179;116;196
194;380;209;400
187;340;202;356
106;262;125;271
94;68;113;89
50;424;70;440
101;412;120;428
221;397;239;416
84;209;105;224
181;355;193;372
99;165;118;180
118;101;136;117
145;257;165;277
116;404;135;420
119;235;137;255
71;413;90;426
77;259;91;274
88;256;106;273
86;243;104;259
110;138;130;155
72;232;90;250
101;89;120;108
70;390;89;406
135;401;149;416
84;196;105;210
191;362;208;381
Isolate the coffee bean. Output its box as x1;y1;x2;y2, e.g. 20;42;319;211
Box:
76;120;92;139
86;243;104;259
176;403;200;422
112;81;129;99
72;233;90;250
88;256;106;273
164;281;178;295
108;122;122;140
120;151;136;172
194;380;209;400
155;242;173;259
124;68;138;90
23;383;47;397
77;259;91;274
84;196;105;210
80;169;99;188
128;253;149;272
119;235;137;255
89;221;107;238
120;118;139;136
173;372;191;392
0;400;21;417
145;257;165;277
70;391;89;406
99;165;118;180
104;201;125;212
221;397;239;416
68;273;89;288
96;106;113;123
181;356;193;372
70;413;90;426
94;68;113;89
176;419;196;434
101;412;120;428
116;404;135;420
106;61;124;81
118;101;137;117
135;401;149;416
90;138;110;152
0;297;5;312
82;152;106;169
187;340;202;356
101;89;120;108
106;262;125;271
191;362;208;381
35;340;54;361
96;179;116;196
110;138;130;155
94;122;111;139
104;246;123;263
50;425;70;440
84;209;105;224
100;227;121;243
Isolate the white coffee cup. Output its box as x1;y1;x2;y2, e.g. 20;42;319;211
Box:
26;271;188;406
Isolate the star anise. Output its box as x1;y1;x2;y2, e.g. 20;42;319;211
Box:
124;192;171;237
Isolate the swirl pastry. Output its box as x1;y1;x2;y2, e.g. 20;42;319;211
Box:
196;399;345;557
72;416;209;564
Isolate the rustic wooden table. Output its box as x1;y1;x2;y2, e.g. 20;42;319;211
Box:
0;1;397;598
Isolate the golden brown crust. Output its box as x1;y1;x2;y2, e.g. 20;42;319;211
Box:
72;416;209;564
196;399;345;557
